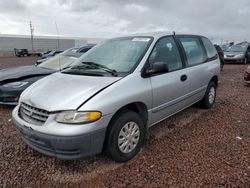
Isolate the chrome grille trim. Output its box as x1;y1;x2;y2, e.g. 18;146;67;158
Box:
19;102;49;125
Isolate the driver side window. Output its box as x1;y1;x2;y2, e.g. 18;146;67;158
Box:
148;37;183;72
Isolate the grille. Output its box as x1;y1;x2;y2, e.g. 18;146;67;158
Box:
19;102;49;125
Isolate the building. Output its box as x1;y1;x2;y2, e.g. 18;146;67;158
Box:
0;34;104;57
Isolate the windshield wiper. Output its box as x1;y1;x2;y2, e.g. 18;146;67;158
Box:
60;65;71;71
71;61;118;77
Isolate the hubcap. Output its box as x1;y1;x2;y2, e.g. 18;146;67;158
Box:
208;86;216;104
118;121;140;154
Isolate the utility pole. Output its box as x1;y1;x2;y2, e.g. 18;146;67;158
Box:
30;21;34;52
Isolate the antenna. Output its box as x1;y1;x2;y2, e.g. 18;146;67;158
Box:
55;22;61;71
55;22;60;50
30;21;34;53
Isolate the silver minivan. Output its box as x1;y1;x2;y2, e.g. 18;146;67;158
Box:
12;33;220;162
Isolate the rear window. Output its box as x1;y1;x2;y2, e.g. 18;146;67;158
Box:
202;37;217;59
179;37;205;66
79;47;91;53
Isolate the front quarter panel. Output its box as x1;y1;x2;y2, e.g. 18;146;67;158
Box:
78;72;152;120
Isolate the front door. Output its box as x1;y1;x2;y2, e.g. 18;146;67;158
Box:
148;36;188;125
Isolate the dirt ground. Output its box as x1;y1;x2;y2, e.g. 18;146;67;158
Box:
0;57;250;187
0;56;38;69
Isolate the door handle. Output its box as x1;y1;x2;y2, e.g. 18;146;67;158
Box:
180;74;187;82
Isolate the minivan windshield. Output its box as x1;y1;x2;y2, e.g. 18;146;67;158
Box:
69;37;153;75
226;45;247;52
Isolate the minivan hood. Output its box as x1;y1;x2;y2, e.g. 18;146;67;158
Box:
20;72;121;111
0;66;54;82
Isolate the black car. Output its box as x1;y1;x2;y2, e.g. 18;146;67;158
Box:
0;45;94;105
214;44;224;71
14;48;29;57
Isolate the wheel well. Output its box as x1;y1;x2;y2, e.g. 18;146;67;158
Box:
110;102;148;127
210;76;218;87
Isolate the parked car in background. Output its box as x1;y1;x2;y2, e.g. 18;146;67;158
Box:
214;44;224;71
244;66;250;84
220;43;234;51
14;48;42;57
237;41;249;46
220;44;229;51
14;48;29;57
0;45;94;105
36;50;63;64
224;44;250;64
37;45;94;65
12;33;220;162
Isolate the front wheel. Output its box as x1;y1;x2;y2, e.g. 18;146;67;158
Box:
104;110;145;162
200;82;217;109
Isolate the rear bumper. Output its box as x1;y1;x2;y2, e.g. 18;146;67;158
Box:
12;115;106;160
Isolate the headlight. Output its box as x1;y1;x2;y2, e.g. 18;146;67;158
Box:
3;81;28;88
55;111;102;124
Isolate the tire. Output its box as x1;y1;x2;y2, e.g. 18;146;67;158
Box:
200;81;217;109
105;110;145;162
244;58;247;64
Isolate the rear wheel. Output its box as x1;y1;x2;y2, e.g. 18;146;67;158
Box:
200;81;217;109
105;110;145;162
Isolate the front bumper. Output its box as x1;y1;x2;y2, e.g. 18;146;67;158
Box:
224;57;245;64
0;86;22;105
12;106;111;160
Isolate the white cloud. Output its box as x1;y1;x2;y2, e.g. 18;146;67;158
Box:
0;0;250;42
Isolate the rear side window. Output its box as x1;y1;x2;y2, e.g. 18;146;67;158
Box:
179;37;205;66
202;37;217;59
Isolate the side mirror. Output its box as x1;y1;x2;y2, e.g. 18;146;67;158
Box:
142;62;169;78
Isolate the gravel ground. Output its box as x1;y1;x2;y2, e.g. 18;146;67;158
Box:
0;56;38;69
0;57;250;187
